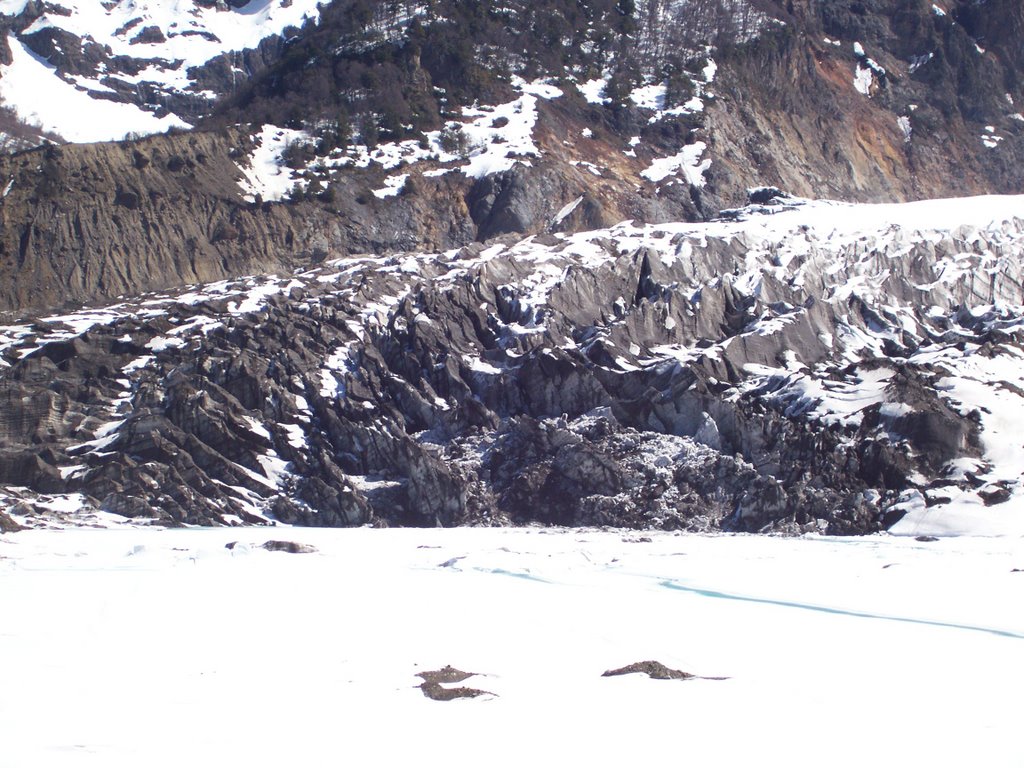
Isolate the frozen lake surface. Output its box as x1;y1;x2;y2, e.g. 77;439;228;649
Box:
1;527;1022;767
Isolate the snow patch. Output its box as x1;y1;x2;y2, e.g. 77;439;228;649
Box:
642;142;710;187
553;196;584;228
237;125;308;203
579;78;609;105
854;64;874;96
372;173;409;199
0;35;189;142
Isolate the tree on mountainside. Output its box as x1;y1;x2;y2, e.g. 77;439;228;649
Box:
208;0;761;148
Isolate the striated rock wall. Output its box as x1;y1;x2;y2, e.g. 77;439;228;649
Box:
0;108;697;314
0;130;480;313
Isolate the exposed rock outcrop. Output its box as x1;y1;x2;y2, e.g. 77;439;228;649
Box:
0;509;22;532
0;113;692;313
1;198;1021;534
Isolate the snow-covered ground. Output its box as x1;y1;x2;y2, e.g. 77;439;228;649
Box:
0;0;322;68
0;527;1020;767
0;35;190;142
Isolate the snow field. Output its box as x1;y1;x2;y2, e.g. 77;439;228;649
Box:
0;0;323;142
0;35;190;142
0;527;1022;767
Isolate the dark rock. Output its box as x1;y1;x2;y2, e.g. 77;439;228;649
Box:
747;186;787;205
130;26;167;45
416;665;491;701
602;661;696;680
416;666;476;684
260;540;317;554
0;511;23;533
979;485;1012;506
418;681;492;701
114;189;141;209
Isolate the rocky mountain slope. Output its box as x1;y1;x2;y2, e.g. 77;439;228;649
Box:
1;0;1023;534
0;83;696;313
1;0;1023;314
2;195;1022;535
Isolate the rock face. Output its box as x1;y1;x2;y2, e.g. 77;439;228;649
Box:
0;130;478;312
0;120;691;313
708;1;1024;203
602;661;698;680
0;131;281;311
0;509;22;532
2;196;1022;534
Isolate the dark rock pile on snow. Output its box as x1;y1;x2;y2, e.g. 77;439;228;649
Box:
2;196;1022;535
416;667;492;700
